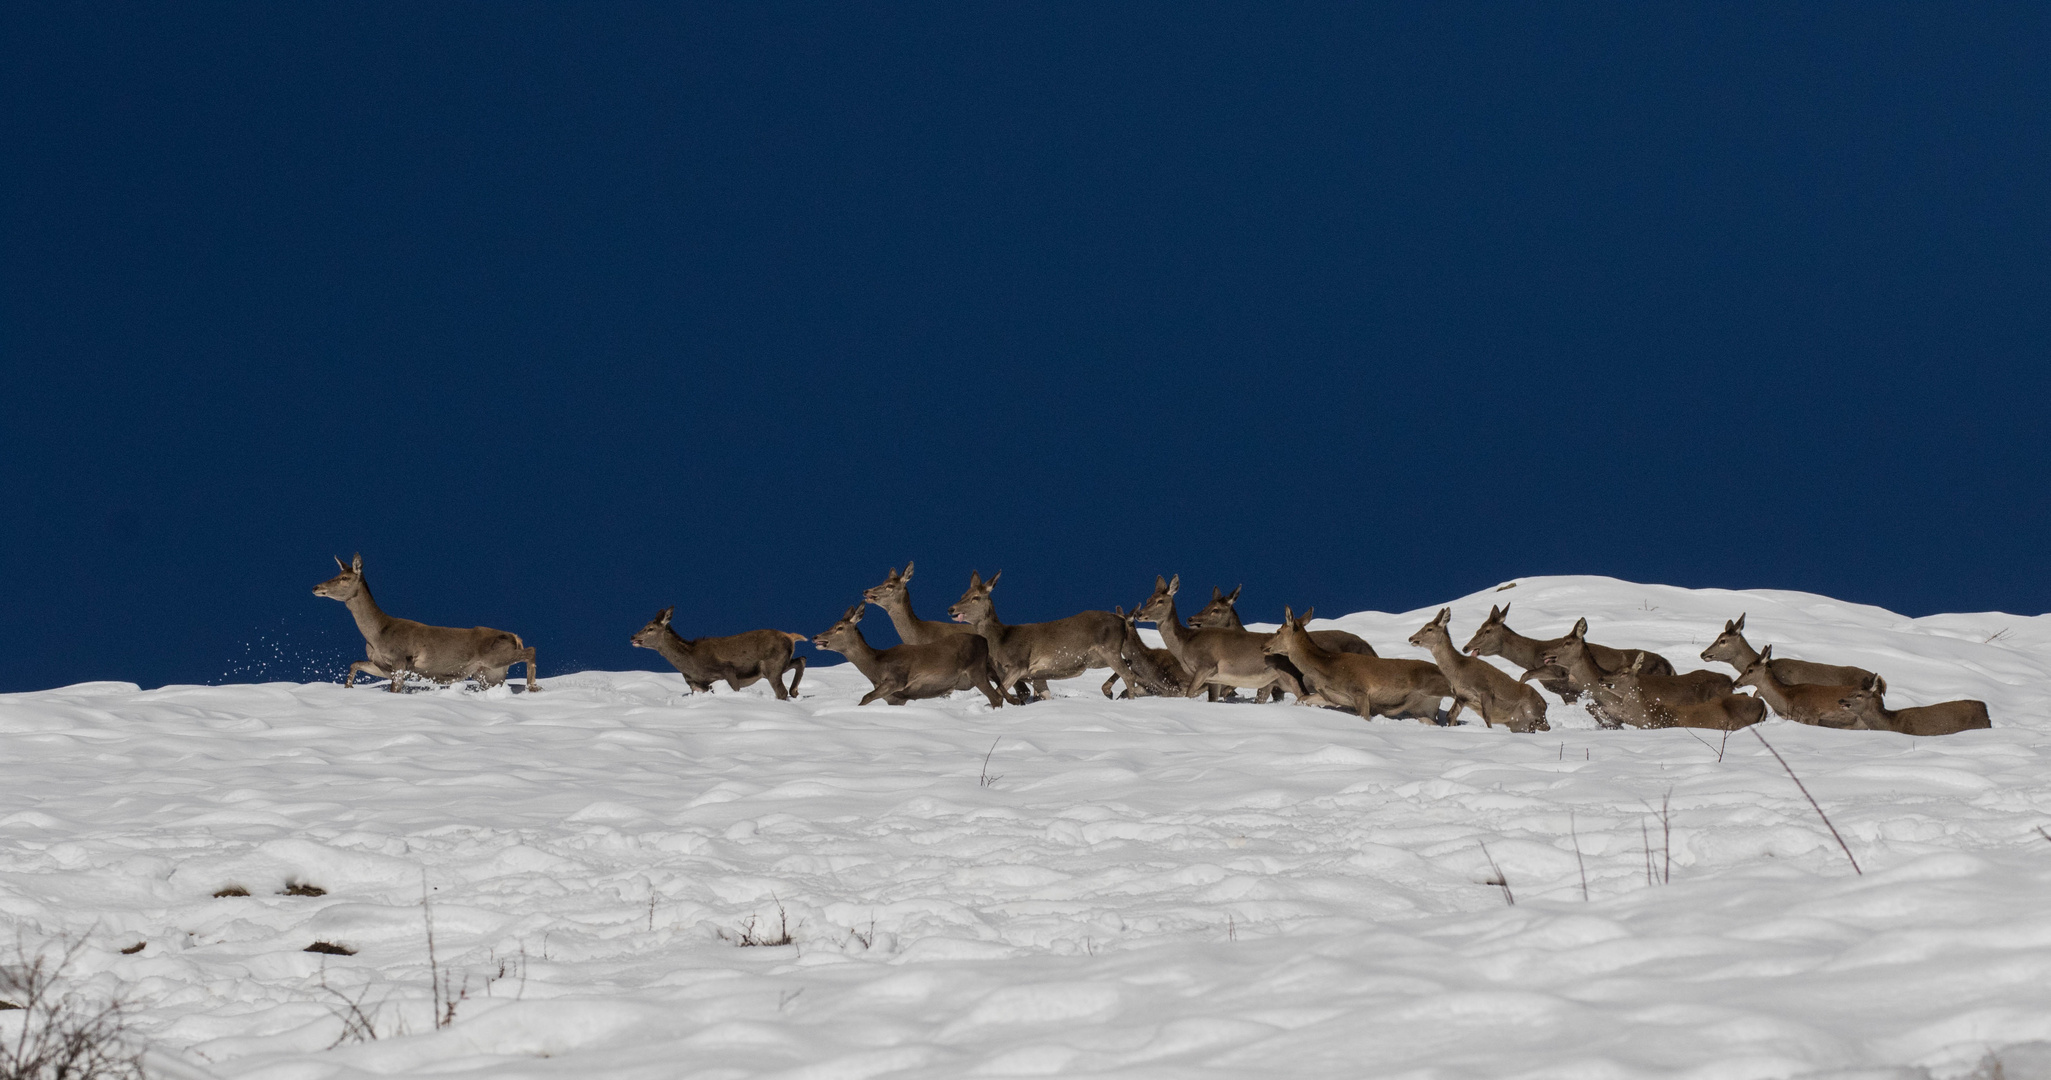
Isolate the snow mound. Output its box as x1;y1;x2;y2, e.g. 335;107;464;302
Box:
1;576;2047;1078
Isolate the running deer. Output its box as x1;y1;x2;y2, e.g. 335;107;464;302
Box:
1463;602;1673;702
1700;614;1877;688
1264;607;1449;722
1588;655;1766;731
1732;646;1865;728
312;554;538;692
946;571;1156;702
629;607;806;699
862;562;977;645
1101;605;1191;699
1133;575;1304;701
1408;608;1548;732
1188;585;1378;657
1539;618;1731;725
1838;675;1991;736
811;603;1008;708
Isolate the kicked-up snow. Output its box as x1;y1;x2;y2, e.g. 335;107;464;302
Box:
3;576;2051;1079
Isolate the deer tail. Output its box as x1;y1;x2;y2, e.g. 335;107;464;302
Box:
783;631;806;644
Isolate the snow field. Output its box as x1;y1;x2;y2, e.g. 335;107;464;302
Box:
2;576;2050;1078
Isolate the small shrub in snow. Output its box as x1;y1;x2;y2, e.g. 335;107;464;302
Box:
721;897;794;947
0;936;145;1080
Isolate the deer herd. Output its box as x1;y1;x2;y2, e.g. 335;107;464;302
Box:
313;556;1993;737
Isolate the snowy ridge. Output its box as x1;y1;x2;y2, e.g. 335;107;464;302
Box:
2;575;2050;1079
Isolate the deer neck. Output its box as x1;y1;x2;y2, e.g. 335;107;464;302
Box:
1745;667;1795;712
1150;597;1192;657
651;626;698;668
1560;644;1609;690
836;627;885;681
1492;625;1551;669
1220;608;1244;631
1280;631;1337;677
964;600;1009;644
875;590;932;641
1420;629;1464;669
343;581;396;644
1720;635;1761;670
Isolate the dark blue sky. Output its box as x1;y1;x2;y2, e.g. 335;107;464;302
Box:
4;3;2047;692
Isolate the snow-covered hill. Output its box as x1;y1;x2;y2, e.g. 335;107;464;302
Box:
3;576;2050;1079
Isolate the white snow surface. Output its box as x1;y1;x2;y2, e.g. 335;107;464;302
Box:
4;576;2051;1079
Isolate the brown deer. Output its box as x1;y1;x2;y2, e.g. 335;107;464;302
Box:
1838;675;1990;736
1538;618;1733;725
946;571;1156;702
862;562;977;645
1188;585;1378;656
1463;603;1673;702
1101;605;1192;699
1264;607;1450;722
1133;575;1303;702
1701;614;1877;688
629;607;806;699
1408;608;1548;732
1732;646;1865;728
811;603;1008;708
312;554;538;692
1591;655;1766;731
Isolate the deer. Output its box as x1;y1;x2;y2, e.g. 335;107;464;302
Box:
1188;585;1378;656
1408;608;1548;732
811;603;1009;708
1701;614;1877;688
629;607;806;699
1583;654;1766;731
946;571;1158;703
1132;575;1304;702
1537;618;1733;726
862;562;978;645
1732;646;1865;728
1264;607;1450;722
312;554;538;692
1838;675;1991;736
1462;602;1673;703
1100;605;1192;699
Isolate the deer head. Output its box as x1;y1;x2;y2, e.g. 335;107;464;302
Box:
947;571;1001;624
1407;607;1454;650
812;603;866;653
862;563;914;608
312;554;366;602
1838;673;1887;714
1732;643;1776;689
1263;606;1312;656
1701;613;1748;663
1462;603;1510;656
630;607;676;649
1187;585;1242;629
1133;574;1181;626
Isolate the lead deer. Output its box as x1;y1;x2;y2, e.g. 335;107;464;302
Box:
1838;675;1990;736
811;603;1008;707
1538;618;1732;726
946;571;1156;702
1700;614;1877;688
1188;585;1378;656
1133;575;1303;702
1463;602;1673;702
629;607;806;699
1589;655;1766;731
1408;608;1547;731
1732;645;1865;728
1264;607;1449;722
862;562;977;645
312;554;538;692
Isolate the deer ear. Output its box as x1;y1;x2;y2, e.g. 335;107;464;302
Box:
1759;644;1773;660
1573;617;1587;637
1734;613;1746;631
1167;574;1180;595
1436;607;1451;625
1500;601;1510;618
1631;652;1646;672
1301;607;1314;622
1863;673;1881;692
1282;605;1294;623
901;561;914;581
1114;604;1125;616
658;606;674;625
350;553;363;572
1228;584;1241;603
1874;675;1887;694
845;603;865;623
1212;586;1223;600
967;571;982;589
334;555;348;572
987;570;1001;589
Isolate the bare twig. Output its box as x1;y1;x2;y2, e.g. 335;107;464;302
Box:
1226;913;1237;942
0;931;146;1079
1641;819;1653;885
1751;727;1861;875
2035;825;2051;846
422;872;444;1028
1569;813;1589;901
979;737;1003;788
1478;841;1515;905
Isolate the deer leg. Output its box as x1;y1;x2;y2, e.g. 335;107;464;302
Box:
973;670;1007;709
782;657;806;699
1101;673;1121;699
1031;677;1051;700
520;647;540;692
1444;698;1466;725
858;677;904;706
347;660;387;689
